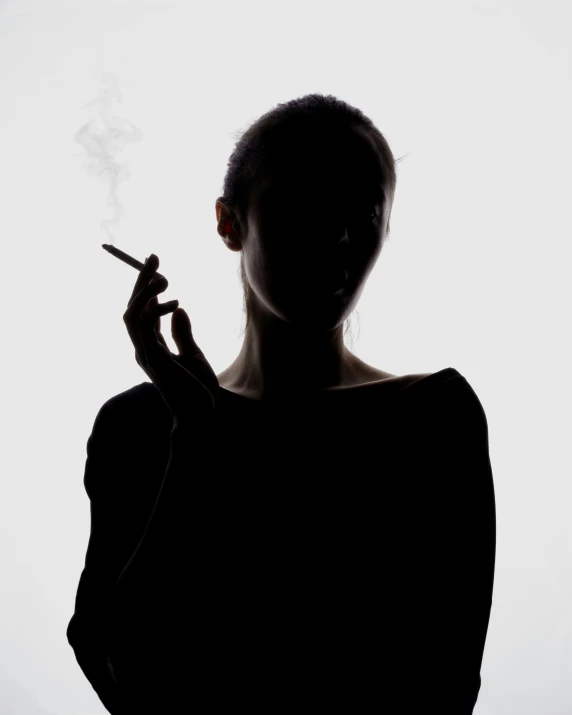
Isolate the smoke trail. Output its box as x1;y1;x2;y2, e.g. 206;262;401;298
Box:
74;72;142;245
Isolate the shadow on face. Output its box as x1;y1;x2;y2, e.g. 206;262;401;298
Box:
240;123;393;331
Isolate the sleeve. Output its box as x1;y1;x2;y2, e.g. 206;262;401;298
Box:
66;393;164;715
419;377;497;714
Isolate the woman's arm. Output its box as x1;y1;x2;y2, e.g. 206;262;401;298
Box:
420;378;497;713
67;615;126;714
113;416;215;600
67;399;158;714
107;414;218;696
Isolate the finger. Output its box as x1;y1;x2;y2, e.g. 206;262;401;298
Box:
127;254;160;308
150;299;179;347
142;299;179;327
126;275;168;324
124;277;171;369
157;329;169;351
145;295;168;350
139;299;179;360
171;307;200;356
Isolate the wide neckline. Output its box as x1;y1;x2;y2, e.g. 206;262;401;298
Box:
218;367;460;406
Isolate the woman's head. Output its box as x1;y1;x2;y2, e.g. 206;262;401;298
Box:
215;93;402;348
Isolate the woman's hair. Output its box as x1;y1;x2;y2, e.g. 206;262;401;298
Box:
220;93;404;349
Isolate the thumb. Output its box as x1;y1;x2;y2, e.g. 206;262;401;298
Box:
172;307;198;354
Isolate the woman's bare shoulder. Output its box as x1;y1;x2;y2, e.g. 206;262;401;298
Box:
349;359;432;389
315;369;433;403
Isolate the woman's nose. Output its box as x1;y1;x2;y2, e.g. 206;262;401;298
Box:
324;225;349;251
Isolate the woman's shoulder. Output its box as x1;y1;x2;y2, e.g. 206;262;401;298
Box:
97;370;476;419
325;366;465;403
347;367;488;435
403;367;468;393
399;368;485;418
94;381;173;432
84;383;172;502
100;380;166;408
400;368;489;440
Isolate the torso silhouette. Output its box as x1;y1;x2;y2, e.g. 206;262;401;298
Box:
67;367;496;714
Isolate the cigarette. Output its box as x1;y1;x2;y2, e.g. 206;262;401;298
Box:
102;244;165;280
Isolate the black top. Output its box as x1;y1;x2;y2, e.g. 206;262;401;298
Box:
67;367;496;714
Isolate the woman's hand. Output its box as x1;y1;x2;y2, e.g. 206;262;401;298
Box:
123;253;220;426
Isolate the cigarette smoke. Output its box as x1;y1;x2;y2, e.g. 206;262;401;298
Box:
74;72;142;245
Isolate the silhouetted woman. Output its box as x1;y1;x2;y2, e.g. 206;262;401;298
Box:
67;93;496;714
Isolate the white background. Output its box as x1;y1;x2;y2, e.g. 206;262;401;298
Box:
1;0;570;713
